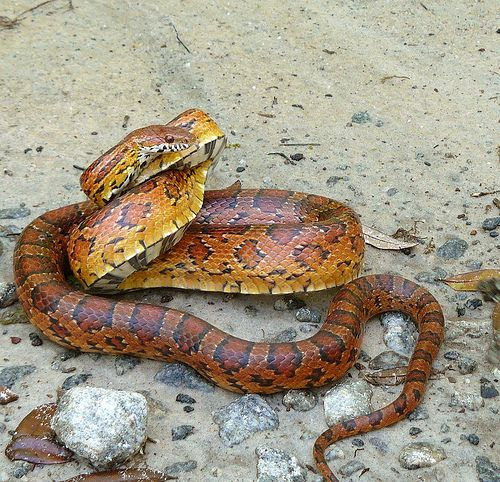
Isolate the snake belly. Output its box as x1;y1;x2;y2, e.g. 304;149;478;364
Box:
13;109;445;482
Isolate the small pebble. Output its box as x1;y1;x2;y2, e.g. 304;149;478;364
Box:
399;442;446;470
436;238;468;259
154;363;214;392
11;462;34;479
387;188;398;196
325;446;345;461
351;111;372;124
352;438;364;447
480;378;499;399
290;153;304;161
326;176;345;187
449;391;484;411
176;393;196;404
60;350;81;361
273;297;305;311
463;433;480;445
28;333;43;346
164;460;197;476
282;390;317;412
62;373;92;390
465;298;483;310
490;231;499;237
409;427;422;436
458;356;478;374
440;424;450;433
415;268;448;285
466;260;483;270
0;207;31;219
295;307;321;323
0;283;18;308
380;312;418;357
212;394;279;447
482;217;500;231
0;225;21;238
115;356;140;376
171;425;194;441
244;305;258;317
256;446;306;482
368;436;389;454
475;455;500;482
339;460;365;476
444;351;460;360
270;327;297;342
161;294;173;303
10;337;21;344
0;365;36;389
408;405;429;421
299;323;317;334
183;406;194;413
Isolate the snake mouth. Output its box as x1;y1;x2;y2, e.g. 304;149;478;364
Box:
128;133;227;191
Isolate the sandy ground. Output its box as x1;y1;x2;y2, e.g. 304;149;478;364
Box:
0;1;498;481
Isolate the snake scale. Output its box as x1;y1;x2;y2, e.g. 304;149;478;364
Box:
13;109;445;481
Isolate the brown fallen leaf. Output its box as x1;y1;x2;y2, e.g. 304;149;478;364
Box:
363;365;443;386
5;403;73;464
442;269;500;292
0;385;19;405
362;225;418;250
362;367;408;386
62;468;177;481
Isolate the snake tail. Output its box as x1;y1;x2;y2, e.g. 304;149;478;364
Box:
312;275;444;481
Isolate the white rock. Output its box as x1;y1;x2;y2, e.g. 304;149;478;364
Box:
51;386;148;469
399;442;446;470
324;379;373;426
256;446;306;482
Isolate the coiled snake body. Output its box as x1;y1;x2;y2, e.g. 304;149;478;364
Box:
14;110;444;481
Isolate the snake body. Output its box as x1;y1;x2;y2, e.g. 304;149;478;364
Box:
13;110;444;481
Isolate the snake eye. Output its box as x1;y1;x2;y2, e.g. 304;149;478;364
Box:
166;135;174;143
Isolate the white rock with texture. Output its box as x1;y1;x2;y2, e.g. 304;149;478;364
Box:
324;379;373;426
51;386;148;469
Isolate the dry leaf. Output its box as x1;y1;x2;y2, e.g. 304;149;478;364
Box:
392;227;422;244
363;367;408;386
442;269;500;292
362;225;418;250
5;403;73;464
62;468;176;481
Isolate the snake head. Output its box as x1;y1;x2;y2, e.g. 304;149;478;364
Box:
80;126;195;207
80;110;226;207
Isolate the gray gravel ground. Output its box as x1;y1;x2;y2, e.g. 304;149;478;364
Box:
0;1;498;481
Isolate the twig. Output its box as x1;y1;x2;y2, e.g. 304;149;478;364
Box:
0;0;70;29
280;142;321;146
73;164;85;171
267;152;290;161
381;75;410;84
471;189;500;198
169;21;190;53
